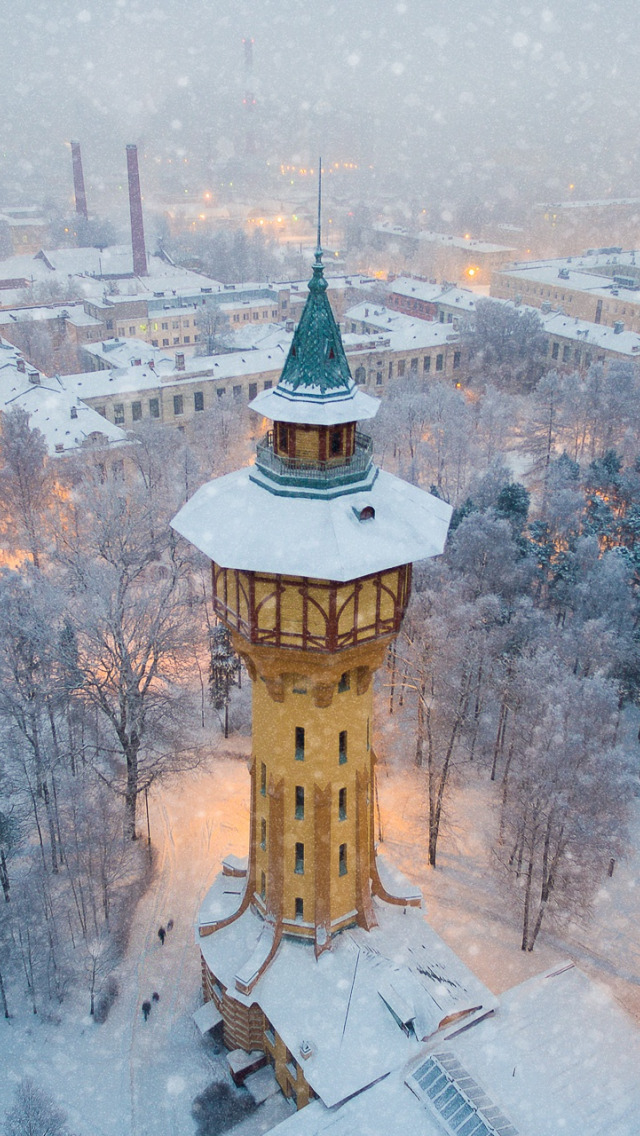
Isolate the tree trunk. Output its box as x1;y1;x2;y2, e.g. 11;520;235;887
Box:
124;743;140;840
521;853;534;951
0;965;9;1018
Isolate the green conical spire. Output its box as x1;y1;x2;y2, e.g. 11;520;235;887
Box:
277;162;354;400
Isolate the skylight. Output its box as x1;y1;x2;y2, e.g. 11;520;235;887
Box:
407;1052;518;1136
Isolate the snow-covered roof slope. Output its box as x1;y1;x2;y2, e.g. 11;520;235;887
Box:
0;340;126;455
170;465;452;580
198;893;494;1110
249;382;379;425
271;963;640;1136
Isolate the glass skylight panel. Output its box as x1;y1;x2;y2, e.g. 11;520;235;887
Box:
407;1054;519;1136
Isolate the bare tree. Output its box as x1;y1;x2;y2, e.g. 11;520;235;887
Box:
3;1078;72;1136
60;474;197;838
0;408;56;569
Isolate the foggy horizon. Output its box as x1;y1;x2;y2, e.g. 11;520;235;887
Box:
2;0;640;225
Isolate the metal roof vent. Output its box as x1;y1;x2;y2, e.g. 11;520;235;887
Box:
28;370;40;385
614;320;625;334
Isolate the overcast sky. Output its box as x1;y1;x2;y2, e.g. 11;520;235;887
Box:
2;0;639;212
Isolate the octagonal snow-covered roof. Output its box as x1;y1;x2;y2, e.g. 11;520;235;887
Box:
171;465;452;581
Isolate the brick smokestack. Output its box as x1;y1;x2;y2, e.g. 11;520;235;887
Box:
70;140;88;220
126;143;148;277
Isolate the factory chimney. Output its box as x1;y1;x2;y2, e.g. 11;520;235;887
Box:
126;143;148;277
70;141;88;220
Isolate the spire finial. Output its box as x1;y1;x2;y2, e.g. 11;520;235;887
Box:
315;157;322;259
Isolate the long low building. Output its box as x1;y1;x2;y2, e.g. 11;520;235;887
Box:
491;250;640;332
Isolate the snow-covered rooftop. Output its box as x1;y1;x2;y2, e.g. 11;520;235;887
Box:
270;963;640;1136
198;879;494;1110
0;340;127;455
171;465;452;580
345;303;460;350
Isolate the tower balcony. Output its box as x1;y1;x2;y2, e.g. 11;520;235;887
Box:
254;430;373;493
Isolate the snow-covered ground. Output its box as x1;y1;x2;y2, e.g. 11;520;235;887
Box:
1;706;638;1134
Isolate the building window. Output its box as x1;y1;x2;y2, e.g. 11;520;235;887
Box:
96;406;106;418
129;326;135;335
161;322;169;330
354;365;366;383
260;818;267;850
423;355;431;373
410;357;418;373
163;338;169;346
562;345;571;362
173;394;183;416
330;428;342;456
260;871;266;900
264;380;273;390
295;785;304;820
183;335;190;344
118;327;125;336
397;359;405;377
453;351;461;369
114;404;125;424
260;762;266;796
295;897;304;920
233;385;242;399
295;842;304;875
131;400;142;421
173;337;180;345
376;371;383;385
339;730;347;765
106;320;114;331
253;312;259;320
243;313;250;321
436;354;444;371
339;787;347;821
339;843;347;876
278;423;289;452
338;672;350;693
194;391;204;412
184;320;190;328
233;314;240;323
551;342;559;360
149;398;160;419
151;339;158;347
295;727;305;762
172;321;179;329
249;382;258;400
388;362;393;380
217;387;226;398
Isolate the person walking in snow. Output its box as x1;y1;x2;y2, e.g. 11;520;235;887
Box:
158;925;166;946
142;1000;151;1022
167;918;174;932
